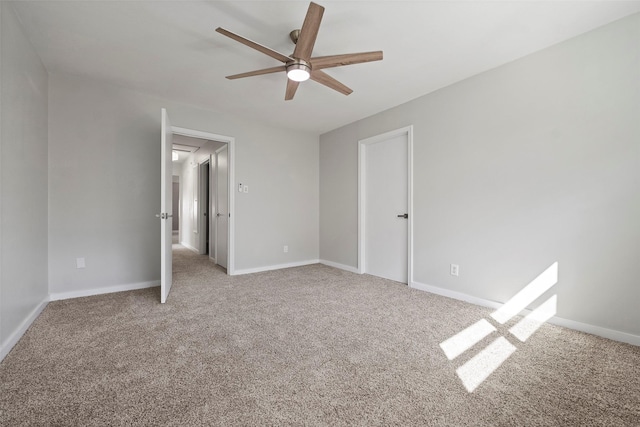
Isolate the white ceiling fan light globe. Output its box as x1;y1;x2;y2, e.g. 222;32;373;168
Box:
287;68;310;82
286;61;311;82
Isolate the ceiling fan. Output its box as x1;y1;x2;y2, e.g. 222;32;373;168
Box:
216;2;383;100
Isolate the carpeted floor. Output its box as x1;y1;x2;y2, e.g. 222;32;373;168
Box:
1;244;639;426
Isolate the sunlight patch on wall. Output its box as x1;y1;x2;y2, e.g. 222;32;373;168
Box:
491;262;558;324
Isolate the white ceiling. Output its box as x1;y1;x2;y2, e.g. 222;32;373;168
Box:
172;133;226;164
12;1;640;134
172;134;207;164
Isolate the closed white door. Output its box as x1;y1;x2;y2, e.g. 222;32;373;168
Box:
160;108;173;303
364;133;408;283
216;146;229;269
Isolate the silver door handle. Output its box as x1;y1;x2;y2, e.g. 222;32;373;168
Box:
155;213;173;219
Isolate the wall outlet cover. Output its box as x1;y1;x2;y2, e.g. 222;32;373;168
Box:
450;264;459;276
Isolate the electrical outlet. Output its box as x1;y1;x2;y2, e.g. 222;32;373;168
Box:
244;185;249;193
450;264;459;276
76;257;86;269
283;245;288;253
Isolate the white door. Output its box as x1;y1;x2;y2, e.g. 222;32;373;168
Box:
160;108;173;303
216;146;229;269
364;133;408;283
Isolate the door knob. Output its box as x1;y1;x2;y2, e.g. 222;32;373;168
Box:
397;213;408;219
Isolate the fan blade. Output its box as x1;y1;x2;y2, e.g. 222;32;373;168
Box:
216;27;292;63
310;51;383;70
285;79;300;101
310;70;352;96
226;65;286;80
293;2;325;61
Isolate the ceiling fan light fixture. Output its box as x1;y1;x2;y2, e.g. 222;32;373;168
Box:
286;61;311;82
216;2;383;100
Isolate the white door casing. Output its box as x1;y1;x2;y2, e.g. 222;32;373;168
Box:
358;126;413;284
216;145;229;269
160;108;173;303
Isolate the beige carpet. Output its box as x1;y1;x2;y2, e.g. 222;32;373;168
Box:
1;245;639;426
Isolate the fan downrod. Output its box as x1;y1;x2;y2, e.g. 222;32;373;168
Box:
289;29;301;44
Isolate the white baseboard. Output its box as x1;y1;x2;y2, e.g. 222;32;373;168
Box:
410;281;503;310
319;259;360;274
547;316;640;347
180;241;199;253
410;280;640;347
233;259;320;276
49;280;159;301
0;297;49;362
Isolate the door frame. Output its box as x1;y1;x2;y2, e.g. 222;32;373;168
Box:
208;154;216;262
172;126;236;275
213;144;229;269
358;125;414;284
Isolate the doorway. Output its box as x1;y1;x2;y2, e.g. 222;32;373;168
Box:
161;109;237;304
169;125;236;276
358;126;413;284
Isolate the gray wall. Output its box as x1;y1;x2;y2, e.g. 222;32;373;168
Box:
0;3;49;350
320;14;640;336
48;73;319;295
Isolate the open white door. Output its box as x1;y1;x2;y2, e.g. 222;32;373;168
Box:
160;108;173;303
